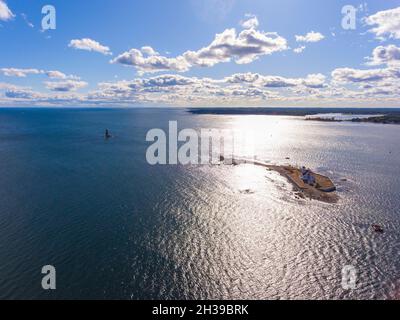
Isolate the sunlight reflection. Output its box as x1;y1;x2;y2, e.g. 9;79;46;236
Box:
223;115;300;160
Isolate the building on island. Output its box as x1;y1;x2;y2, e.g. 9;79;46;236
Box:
300;166;316;186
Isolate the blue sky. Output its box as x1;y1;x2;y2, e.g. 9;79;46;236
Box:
1;0;400;107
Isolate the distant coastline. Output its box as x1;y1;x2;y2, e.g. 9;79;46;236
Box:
188;107;400;124
188;107;400;116
305;115;400;125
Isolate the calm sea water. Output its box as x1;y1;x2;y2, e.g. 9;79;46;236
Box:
0;108;399;300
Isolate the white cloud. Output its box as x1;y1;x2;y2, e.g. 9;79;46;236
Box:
5;89;40;100
138;74;198;87
111;47;190;74
1;67;80;80
88;74;279;106
293;46;306;54
88;71;392;107
44;80;88;92
140;46;159;56
183;28;288;66
231;87;272;98
295;31;325;43
45;70;68;79
0;82;25;90
1;69;398;107
112;19;288;73
365;45;400;66
224;72;261;84
261;76;298;88
240;14;259;29
224;72;326;88
68;38;112;55
365;6;400;40
302;73;327;88
0;83;45;101
0;0;14;21
331;67;400;83
1;68;42;77
45;70;80;80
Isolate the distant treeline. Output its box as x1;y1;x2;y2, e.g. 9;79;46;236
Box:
188;107;400;116
351;115;400;124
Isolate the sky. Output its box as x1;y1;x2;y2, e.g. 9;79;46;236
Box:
0;0;400;107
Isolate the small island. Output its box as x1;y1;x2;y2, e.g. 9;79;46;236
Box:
223;158;339;203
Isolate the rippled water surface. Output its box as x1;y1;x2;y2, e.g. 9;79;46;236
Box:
0;108;399;299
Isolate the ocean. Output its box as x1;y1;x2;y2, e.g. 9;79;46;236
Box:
0;107;399;299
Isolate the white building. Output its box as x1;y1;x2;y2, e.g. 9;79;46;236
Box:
301;167;315;185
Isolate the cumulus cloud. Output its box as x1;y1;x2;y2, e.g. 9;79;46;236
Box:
68;38;112;55
89;73;279;105
0;83;45;101
83;71;343;107
45;80;88;92
0;82;19;90
1;68;397;107
111;47;190;73
295;31;325;43
240;14;259;29
302;73;327;88
365;6;400;40
96;72;327;105
331;67;400;83
183;28;288;66
112;17;288;73
261;76;298;88
0;0;14;21
365;45;400;66
0;85;87;106
5;89;39;99
231;88;272;98
224;72;261;84
1;68;42;77
45;70;80;80
138;74;197;87
224;72;326;88
1;67;80;80
45;70;68;79
140;46;159;56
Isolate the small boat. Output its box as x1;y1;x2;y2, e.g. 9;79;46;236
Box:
105;129;112;139
372;224;384;233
